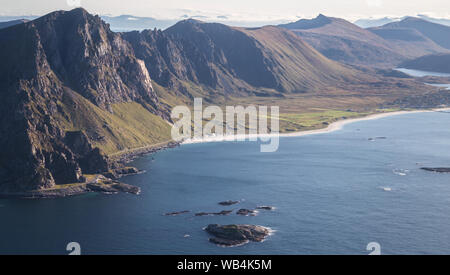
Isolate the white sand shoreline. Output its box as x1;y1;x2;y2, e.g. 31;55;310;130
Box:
182;108;450;145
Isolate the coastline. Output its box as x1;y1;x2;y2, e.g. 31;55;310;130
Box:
3;108;448;199
109;140;179;164
182;108;450;145
0;141;180;199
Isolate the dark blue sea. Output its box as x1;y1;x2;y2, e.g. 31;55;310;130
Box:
2;111;450;255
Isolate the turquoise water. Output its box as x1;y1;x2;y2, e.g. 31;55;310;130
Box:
2;111;450;255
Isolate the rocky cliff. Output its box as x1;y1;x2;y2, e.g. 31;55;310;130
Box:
0;8;170;192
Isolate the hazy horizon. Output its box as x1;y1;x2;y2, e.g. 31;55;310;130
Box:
1;0;450;24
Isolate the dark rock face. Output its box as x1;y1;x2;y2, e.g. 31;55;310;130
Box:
165;20;279;90
31;8;159;111
64;131;109;174
87;182;141;195
103;167;140;180
0;8;162;192
205;224;271;247
218;200;240;206
422;167;450;173
123;29;215;89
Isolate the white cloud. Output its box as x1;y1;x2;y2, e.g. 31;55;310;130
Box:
366;0;383;8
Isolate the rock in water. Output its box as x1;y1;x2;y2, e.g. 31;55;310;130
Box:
236;209;258;216
218;200;240;206
422;167;450;173
195;210;233;217
86;182;141;195
164;211;190;216
256;206;275;211
205;224;271;247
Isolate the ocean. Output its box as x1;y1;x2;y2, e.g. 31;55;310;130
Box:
2;111;450;255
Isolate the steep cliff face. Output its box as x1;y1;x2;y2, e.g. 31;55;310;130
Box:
124;20;262;95
122;29;208;90
0;21;81;191
31;8;159;112
0;8;169;192
165;20;279;90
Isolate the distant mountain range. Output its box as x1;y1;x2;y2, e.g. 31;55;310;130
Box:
354;17;400;28
279;15;450;68
369;17;450;50
100;15;178;31
354;15;450;28
0;19;29;29
3;12;450;32
0;14;177;31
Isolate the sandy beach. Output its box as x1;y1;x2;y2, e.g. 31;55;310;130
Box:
182;108;450;145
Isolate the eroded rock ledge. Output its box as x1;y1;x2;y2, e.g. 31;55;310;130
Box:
205;224;271;247
0;180;140;199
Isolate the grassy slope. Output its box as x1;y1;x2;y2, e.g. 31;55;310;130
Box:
55;89;172;155
238;26;359;93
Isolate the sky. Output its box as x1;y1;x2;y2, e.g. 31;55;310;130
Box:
1;0;450;22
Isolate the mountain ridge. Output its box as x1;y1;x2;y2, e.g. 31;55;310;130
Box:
280;14;450;68
279;14;404;67
0;19;29;29
369;17;450;50
124;18;361;96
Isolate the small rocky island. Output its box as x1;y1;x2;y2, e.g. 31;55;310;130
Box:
195;210;233;217
205;224;271;247
257;206;275;211
218;200;240;206
237;209;258;216
165;201;276;247
165;211;191;216
421;167;450;173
